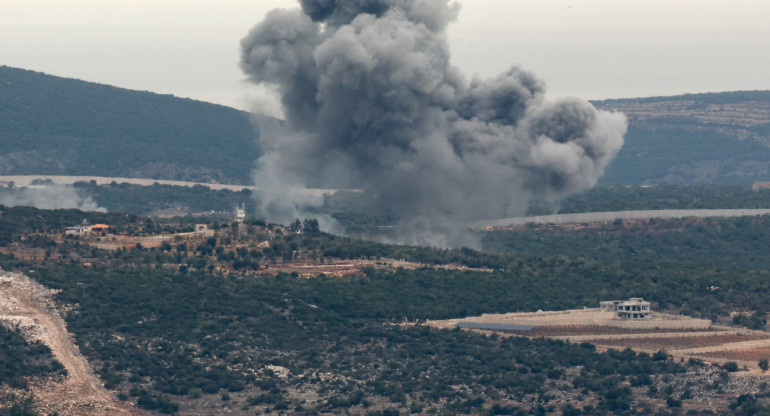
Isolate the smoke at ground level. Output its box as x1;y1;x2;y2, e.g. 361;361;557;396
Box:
241;0;626;247
0;185;106;212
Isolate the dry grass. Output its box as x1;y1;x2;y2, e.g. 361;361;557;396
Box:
526;325;715;337
592;333;770;351
699;349;770;362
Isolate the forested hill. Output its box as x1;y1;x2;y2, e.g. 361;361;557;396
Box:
594;90;770;185
0;65;276;184
3;64;769;186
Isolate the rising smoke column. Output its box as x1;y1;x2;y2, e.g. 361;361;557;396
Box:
240;0;626;246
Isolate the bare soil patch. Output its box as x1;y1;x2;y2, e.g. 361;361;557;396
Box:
525;325;715;337
0;270;140;415
700;349;770;362
591;333;770;351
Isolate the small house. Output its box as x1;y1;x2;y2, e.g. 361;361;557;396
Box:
600;298;652;319
65;225;91;235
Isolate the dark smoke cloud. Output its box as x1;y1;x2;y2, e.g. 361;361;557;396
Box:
241;0;626;247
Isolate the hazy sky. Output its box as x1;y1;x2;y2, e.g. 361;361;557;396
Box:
3;0;769;116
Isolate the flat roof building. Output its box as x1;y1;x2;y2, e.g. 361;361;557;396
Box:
600;298;651;320
65;225;91;235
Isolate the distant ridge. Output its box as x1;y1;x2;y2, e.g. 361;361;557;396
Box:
0;65;278;184
593;89;770;185
2;65;770;186
593;89;770;106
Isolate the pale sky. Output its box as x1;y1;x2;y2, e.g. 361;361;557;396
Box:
2;0;769;117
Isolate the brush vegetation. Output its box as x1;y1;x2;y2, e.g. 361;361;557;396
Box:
594;90;770;185
3;204;770;414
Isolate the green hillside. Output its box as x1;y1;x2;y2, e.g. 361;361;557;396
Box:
594;90;770;185
2;65;769;186
0;66;272;184
4;206;770;414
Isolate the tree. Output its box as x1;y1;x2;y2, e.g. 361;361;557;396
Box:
759;358;769;373
303;218;320;234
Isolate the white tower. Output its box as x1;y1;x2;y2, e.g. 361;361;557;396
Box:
234;203;246;223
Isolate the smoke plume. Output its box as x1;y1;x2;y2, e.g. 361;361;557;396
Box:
0;185;106;212
241;0;626;246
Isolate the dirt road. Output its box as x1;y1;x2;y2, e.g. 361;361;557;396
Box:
240;258;494;278
0;174;340;197
0;270;140;415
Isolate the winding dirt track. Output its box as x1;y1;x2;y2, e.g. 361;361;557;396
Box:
0;271;140;415
0;174;339;197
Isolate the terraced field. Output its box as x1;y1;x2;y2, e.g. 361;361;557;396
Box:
429;309;770;369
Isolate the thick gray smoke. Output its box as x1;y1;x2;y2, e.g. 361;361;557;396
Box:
241;0;626;247
0;185;106;212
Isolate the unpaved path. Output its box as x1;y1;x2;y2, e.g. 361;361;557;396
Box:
0;174;339;197
0;270;140;415
0;174;252;191
253;258;494;278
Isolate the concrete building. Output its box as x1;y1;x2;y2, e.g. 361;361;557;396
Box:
600;298;652;319
65;221;110;236
64;225;91;235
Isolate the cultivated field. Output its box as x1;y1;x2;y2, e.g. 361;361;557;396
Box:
428;309;770;370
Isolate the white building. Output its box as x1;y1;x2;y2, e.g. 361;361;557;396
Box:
600;298;652;319
64;225;91;235
234;203;246;223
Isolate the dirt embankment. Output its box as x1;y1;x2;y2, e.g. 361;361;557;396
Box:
0;270;141;416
